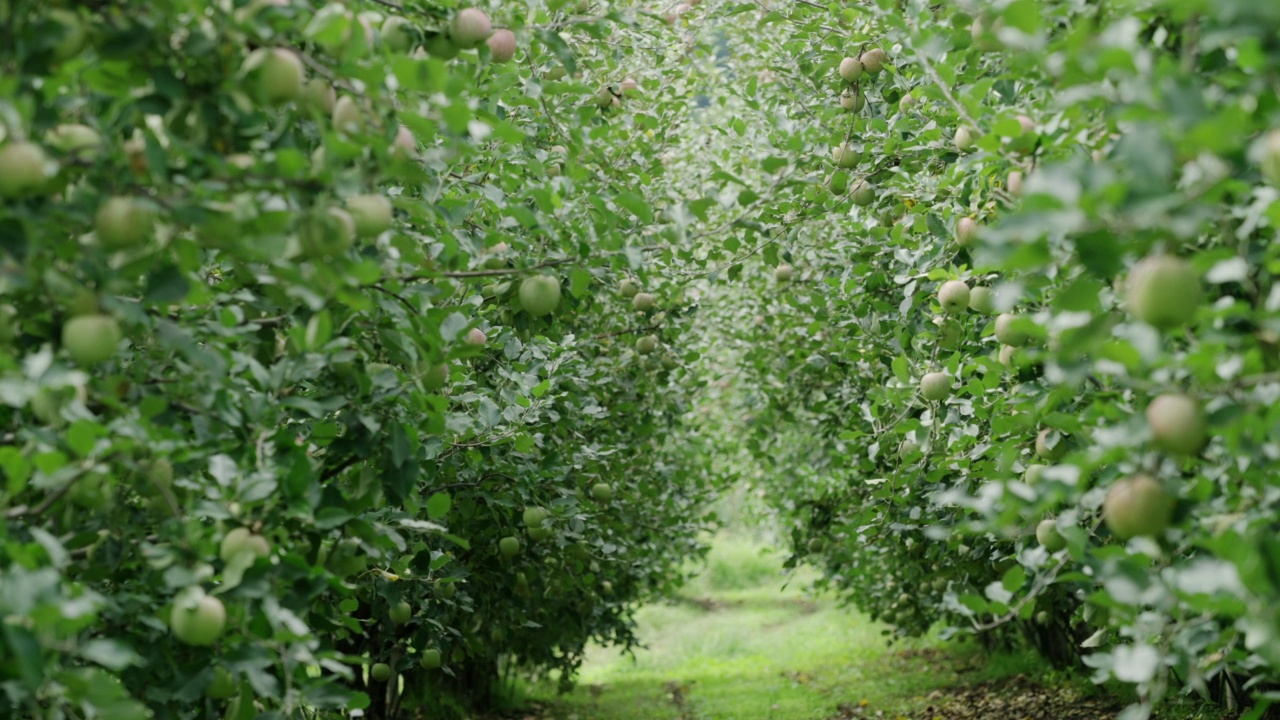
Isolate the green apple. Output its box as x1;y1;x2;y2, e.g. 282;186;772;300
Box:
425;33;460;59
919;372;950;402
69;474;114;510
382;17;416;52
522;506;549;528
632;292;655;312
389;600;412;624
619;279;640;298
775;264;794;282
49;9;88;61
832;143;858;168
47;124;102;159
370;662;392;682
1035;519;1066;551
829;171;849;196
998;344;1018;368
301;79;337;114
95;197;153;249
937;280;970;314
300;207;356;258
449;8;492;48
1125;255;1200;331
0;142;52;197
62;314;122;365
591;483;614;502
968;286;993;314
1023;464;1046;484
850;180;874;206
840;88;865;113
636;335;658;354
898;93;917;113
1145;393;1207;456
955;216;977;245
1104;473;1173;540
955;126;976;152
246;48;305;105
170;588;227;646
419;361;450;391
1007;171;1024;196
1035;429;1067;461
345;194;394;237
420;648;442;669
219;528;270;564
206;667;235;699
858;48;887;73
994;313;1028;347
837;56;862;82
332;96;366;135
486;29;517;63
519;275;562;317
498;535;520;558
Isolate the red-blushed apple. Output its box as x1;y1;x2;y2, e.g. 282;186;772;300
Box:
859;48;887;73
838;56;862;82
956;216;977;246
1104;473;1173;539
450;8;492;48
487;29;516;62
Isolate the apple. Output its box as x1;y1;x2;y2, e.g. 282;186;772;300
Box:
1007;170;1024;196
325;539;367;576
1035;519;1066;551
633;292;655;311
391;125;418;158
899;93;916;113
956;216;977;245
47;124;102;159
370;662;392;682
1146;393;1207;455
544;65;568;81
206;667;235;699
829;171;849;196
1035;429;1067;461
0;142;52;197
858;48;887;74
449;8;492;48
955;126;976;152
1023;463;1046;484
837;56;863;82
487;29;517;63
1125;255;1200;331
994;313;1028;347
595;86;616;108
332;96;365;134
519;275;562;317
170;588;227;646
69;474;114;510
49;9;88;61
832;143;858;168
775;264;794;282
968;286;993;314
592;483;614;502
636;335;658;354
220;527;270;564
345;194;394;237
619;279;640;298
301;79;337;113
426;33;460;59
388;600;412;624
620;77;640;94
466;327;487;346
1104;473;1173;540
1262;129;1280;187
420;361;450;391
300;207;356;258
851;180;874;206
95;197;153;249
498;535;520;558
998;340;1018;366
420;648;443;669
937;280;970;314
919;372;951;402
246;48;305;105
1015;114;1037;135
62;314;122;365
382;17;416;52
840;88;864;113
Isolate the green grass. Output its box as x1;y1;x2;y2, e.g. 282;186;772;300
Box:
530;534;961;720
525;532;1233;720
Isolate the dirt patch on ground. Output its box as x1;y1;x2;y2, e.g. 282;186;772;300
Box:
830;652;1124;720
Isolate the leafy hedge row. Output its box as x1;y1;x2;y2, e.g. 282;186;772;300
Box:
0;1;720;718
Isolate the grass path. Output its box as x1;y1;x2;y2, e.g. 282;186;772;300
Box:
530;536;976;720
527;535;1229;720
